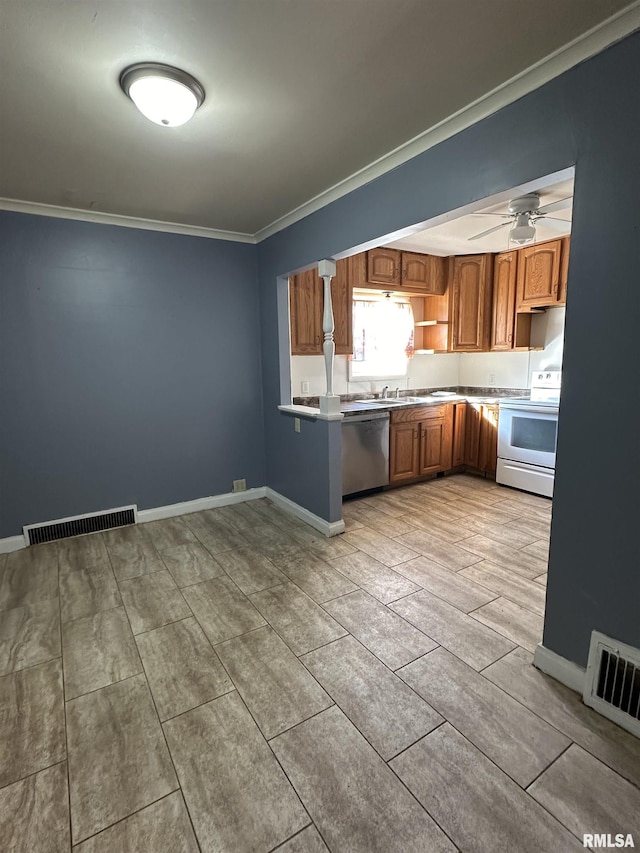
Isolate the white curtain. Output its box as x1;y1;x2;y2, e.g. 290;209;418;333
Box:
351;299;414;378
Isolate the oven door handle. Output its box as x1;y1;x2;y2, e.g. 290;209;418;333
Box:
499;404;558;416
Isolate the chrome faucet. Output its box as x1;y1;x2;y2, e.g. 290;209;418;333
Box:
381;386;389;399
395;387;400;398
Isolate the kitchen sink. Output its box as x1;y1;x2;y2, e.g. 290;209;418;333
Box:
362;396;438;405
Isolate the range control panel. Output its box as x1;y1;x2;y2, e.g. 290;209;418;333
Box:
530;370;561;390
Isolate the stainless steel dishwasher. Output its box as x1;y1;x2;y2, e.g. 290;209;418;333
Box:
342;411;390;496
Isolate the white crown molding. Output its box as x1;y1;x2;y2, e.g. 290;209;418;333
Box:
254;2;640;243
2;5;638;246
0;197;256;244
533;642;586;695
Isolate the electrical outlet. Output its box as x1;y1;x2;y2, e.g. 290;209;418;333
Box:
232;479;247;492
294;417;301;433
489;374;496;385
301;380;310;394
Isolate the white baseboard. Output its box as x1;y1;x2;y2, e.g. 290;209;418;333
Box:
137;487;267;523
0;535;28;554
533;642;586;694
0;484;345;549
265;488;345;537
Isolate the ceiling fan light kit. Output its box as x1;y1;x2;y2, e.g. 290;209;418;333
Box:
468;191;573;245
509;212;537;245
120;63;205;127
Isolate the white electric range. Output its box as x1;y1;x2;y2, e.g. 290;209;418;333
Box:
496;371;561;498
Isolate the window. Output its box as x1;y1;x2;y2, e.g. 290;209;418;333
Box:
349;295;414;380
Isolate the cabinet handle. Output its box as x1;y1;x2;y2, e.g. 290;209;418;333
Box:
508;333;513;342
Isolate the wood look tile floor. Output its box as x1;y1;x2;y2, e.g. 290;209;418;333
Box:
1;474;639;852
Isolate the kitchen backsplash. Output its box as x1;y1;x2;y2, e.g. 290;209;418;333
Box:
290;307;565;398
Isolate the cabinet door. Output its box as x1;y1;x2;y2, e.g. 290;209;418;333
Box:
290;262;352;356
401;253;446;294
450;254;493;351
452;402;467;468
419;419;446;475
332;258;353;355
464;403;481;468
516;239;562;310
390;422;420;483
478;404;498;477
558;236;570;305
367;248;401;286
289;270;322;354
490;251;517;351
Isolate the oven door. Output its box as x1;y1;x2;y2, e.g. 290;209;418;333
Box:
498;403;558;469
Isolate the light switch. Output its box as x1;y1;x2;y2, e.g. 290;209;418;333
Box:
294;417;301;433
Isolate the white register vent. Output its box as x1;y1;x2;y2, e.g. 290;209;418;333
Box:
23;505;137;545
583;630;640;738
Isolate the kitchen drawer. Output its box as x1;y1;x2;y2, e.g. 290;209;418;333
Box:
390;404;447;424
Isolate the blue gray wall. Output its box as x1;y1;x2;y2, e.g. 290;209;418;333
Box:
258;31;640;667
0;213;265;537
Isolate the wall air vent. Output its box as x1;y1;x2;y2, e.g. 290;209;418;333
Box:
23;505;137;546
583;631;640;738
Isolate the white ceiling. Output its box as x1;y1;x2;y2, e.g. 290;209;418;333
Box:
387;177;574;256
0;1;635;237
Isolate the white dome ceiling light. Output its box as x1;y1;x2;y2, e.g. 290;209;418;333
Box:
120;63;205;127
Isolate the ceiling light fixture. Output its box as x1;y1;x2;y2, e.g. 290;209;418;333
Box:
509;213;536;245
120;63;205;127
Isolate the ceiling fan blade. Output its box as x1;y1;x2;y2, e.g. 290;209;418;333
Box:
470;212;512;218
468;221;511;240
537;196;573;216
536;216;571;232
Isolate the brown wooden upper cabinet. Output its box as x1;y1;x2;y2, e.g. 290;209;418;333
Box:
516;238;563;311
366;248;446;294
450;254;493;351
289;259;353;356
490;251;517;351
401;252;446;294
558;236;570;305
367;248;401;286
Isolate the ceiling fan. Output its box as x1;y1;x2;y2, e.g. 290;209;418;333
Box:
468;192;572;245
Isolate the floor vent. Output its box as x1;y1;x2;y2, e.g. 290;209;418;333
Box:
584;631;640;738
24;506;137;545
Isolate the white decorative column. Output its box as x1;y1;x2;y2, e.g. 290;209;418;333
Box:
317;258;340;416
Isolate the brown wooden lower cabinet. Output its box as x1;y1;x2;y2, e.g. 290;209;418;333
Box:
388;401;497;487
420;417;452;475
451;401;467;468
389;421;420;483
389;404;452;483
463;402;498;477
478;404;498;477
464;403;482;468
